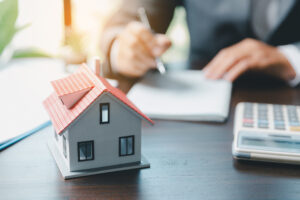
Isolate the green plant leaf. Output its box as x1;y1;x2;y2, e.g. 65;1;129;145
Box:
15;23;31;33
0;0;18;55
12;48;51;59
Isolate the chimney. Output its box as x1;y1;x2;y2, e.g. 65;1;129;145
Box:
94;57;102;77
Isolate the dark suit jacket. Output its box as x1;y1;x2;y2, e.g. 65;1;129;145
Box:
100;0;300;79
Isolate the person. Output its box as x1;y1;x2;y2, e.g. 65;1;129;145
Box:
100;0;300;86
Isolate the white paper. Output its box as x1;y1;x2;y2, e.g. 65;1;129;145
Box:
127;70;232;122
0;58;67;144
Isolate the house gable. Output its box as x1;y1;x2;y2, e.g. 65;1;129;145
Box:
67;92;142;171
64;91;145;135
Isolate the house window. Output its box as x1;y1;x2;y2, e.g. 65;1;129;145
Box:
119;136;134;156
100;103;109;124
78;141;94;161
63;135;67;158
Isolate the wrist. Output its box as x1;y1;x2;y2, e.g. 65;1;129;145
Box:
277;48;296;81
278;45;300;86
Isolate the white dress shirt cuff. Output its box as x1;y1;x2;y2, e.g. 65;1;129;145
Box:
278;44;300;87
110;39;120;74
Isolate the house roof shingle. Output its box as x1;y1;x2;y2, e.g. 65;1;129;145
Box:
51;72;94;96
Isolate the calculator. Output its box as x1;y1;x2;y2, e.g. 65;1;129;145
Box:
232;102;300;164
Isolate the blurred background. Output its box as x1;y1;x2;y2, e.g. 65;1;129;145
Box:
0;0;189;69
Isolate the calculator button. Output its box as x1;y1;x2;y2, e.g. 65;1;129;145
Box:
258;114;268;118
288;112;297;116
287;105;297;110
290;127;300;132
258;104;268;109
258;119;269;128
289;122;300;127
243;119;253;123
274;116;284;121
289;118;299;124
258;120;268;124
244;108;253;112
287;107;298;123
275;125;285;130
274;120;285;124
259;117;268;121
258;115;268;120
274;112;283;116
244;103;253;107
243;123;254;128
289;117;299;121
244;112;253;116
244;115;253;119
258;124;269;129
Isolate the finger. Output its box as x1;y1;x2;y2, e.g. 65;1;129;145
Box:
134;50;157;69
131;60;152;76
123;30;155;60
119;52;155;77
123;52;155;76
224;58;255;82
127;22;171;57
203;49;229;79
128;25;159;58
204;48;244;80
126;35;157;69
204;41;252;79
128;22;156;51
152;34;172;56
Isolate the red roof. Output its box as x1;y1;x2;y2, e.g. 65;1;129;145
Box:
50;72;94;109
43;64;153;135
51;72;94;96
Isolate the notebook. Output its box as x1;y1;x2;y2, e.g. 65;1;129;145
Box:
127;70;232;122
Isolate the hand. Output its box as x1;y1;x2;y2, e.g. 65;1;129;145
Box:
113;21;171;78
204;38;296;82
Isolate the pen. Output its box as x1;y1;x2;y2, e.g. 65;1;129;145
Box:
0;120;51;151
138;7;166;74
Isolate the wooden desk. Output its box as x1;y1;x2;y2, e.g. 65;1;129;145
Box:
1;75;300;200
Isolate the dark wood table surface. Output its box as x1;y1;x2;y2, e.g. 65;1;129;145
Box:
1;74;300;200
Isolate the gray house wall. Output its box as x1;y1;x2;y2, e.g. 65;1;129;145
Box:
62;92;142;172
53;129;70;170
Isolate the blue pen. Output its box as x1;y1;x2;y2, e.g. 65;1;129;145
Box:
0;120;51;151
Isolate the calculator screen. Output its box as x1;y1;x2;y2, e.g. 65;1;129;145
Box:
238;131;300;153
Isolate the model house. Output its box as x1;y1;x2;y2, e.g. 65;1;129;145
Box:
43;61;153;179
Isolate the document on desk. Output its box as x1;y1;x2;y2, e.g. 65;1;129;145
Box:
127;70;232;122
0;58;67;144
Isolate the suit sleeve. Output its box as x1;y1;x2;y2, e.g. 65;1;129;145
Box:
100;0;181;80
